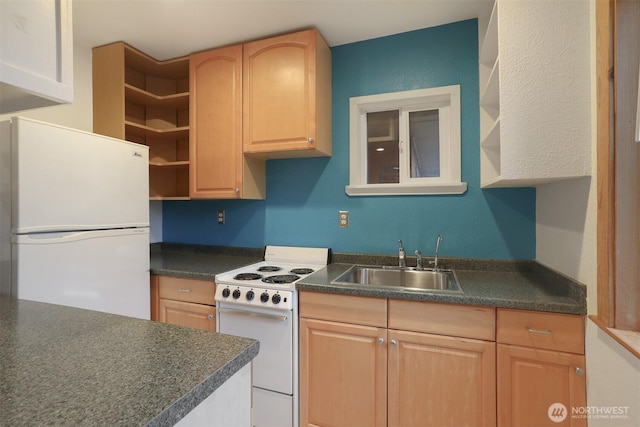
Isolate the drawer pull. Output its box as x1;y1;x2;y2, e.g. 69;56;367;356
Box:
177;288;192;293
527;327;553;335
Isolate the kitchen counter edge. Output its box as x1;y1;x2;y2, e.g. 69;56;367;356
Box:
0;297;259;427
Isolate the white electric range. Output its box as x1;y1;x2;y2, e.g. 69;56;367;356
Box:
215;245;330;427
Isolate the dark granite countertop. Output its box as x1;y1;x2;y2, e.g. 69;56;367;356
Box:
0;297;259;427
297;260;586;315
150;243;263;280
149;244;587;315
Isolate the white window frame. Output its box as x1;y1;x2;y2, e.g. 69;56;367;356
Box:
346;85;467;196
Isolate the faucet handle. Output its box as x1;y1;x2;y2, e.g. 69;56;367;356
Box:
398;240;406;268
415;249;422;270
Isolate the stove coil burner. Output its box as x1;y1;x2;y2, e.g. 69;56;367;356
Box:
290;268;314;275
258;266;282;272
233;273;263;281
262;274;300;284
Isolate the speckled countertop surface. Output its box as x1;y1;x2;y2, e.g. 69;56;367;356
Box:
0;297;259;427
150;243;263;281
297;262;586;315
150;244;586;315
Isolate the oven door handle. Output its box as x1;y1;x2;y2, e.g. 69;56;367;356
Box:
218;307;288;322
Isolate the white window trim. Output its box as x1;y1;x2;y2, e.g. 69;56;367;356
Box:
346;85;467;196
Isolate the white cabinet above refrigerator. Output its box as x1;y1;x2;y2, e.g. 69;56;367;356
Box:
0;0;73;113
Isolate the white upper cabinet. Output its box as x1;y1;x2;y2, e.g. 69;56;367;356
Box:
478;0;591;188
0;0;73;114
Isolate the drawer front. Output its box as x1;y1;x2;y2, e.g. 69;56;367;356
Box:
389;299;495;341
497;309;584;354
299;291;387;327
158;276;216;305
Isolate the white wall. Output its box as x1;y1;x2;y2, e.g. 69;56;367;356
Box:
1;43;163;243
536;177;596;313
536;2;640;425
586;321;640;426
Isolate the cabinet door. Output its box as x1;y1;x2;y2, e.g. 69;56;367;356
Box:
158;299;216;332
0;0;73;113
497;344;586;427
299;318;387;427
190;45;243;198
243;29;323;155
388;329;496;427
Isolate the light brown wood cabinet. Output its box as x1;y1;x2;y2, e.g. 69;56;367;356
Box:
189;45;265;199
243;29;332;158
299;292;496;427
496;308;586;427
93;42;190;200
151;275;216;332
94;29;331;200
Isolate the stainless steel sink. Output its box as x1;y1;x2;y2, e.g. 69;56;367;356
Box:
331;265;463;293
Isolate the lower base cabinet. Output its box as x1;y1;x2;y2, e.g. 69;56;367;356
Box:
300;318;387;427
300;293;587;427
388;329;495;427
151;275;216;332
299;292;496;427
496;308;586;427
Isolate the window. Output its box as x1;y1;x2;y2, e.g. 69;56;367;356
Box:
346;85;467;196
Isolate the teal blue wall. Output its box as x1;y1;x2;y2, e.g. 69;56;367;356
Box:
163;20;536;259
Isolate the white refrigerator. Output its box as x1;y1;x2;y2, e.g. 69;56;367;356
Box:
0;117;151;319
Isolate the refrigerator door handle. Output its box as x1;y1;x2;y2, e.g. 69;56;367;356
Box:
13;228;148;244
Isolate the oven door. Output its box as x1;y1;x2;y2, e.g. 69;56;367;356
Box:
217;302;293;394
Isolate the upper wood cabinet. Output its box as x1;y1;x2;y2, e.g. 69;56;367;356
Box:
243;29;332;158
0;0;73;113
93;42;190;200
477;0;591;187
189;46;265;199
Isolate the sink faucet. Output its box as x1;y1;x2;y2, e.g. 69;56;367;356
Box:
429;235;443;271
415;250;423;270
398;240;406;268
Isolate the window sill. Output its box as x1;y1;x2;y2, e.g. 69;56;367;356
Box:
589;315;640;360
345;182;467;196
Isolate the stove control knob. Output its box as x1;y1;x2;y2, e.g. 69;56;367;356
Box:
222;287;230;298
272;293;281;304
246;290;255;301
232;289;241;299
260;292;269;303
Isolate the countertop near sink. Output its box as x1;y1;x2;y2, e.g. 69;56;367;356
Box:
150;244;586;315
0;297;259;427
297;262;587;315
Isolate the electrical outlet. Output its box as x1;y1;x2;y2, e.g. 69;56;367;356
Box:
217;210;225;225
339;210;349;228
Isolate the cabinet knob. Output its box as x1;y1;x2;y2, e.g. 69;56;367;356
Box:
378;338;385;344
208;314;214;320
390;340;398;346
575;366;585;376
308;137;314;144
234;187;240;193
